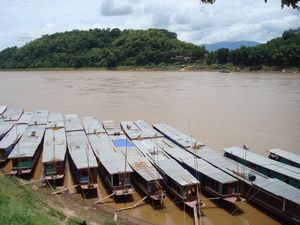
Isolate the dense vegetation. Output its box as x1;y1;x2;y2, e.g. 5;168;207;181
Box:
0;28;206;69
206;28;300;70
0;28;299;70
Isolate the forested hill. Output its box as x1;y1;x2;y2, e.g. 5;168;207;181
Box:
0;28;206;69
0;28;299;70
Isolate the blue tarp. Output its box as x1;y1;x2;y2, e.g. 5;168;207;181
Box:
113;139;134;148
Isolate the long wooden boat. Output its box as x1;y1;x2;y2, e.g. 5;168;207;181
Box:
125;147;165;205
154;123;300;224
224;147;300;189
0;112;33;162
87;132;135;196
42;113;66;182
129;121;239;200
0;107;24;140
8;125;46;175
151;137;238;200
132;138;199;208
65;114;98;191
122;120;200;208
8;110;48;175
268;148;300;169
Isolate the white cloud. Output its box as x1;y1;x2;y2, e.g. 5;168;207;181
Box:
100;0;133;16
0;0;299;50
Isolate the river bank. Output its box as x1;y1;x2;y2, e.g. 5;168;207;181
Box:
0;64;299;73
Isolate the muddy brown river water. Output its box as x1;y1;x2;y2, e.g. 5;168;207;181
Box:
1;70;300;225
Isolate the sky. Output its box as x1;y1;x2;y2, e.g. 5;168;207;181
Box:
0;0;299;50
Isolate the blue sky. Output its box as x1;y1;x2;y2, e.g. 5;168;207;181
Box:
0;0;299;50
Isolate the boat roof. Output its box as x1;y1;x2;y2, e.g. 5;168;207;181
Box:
88;134;133;174
131;138;198;186
29;110;48;125
153;123;205;148
0;122;14;137
83;117;105;135
8;125;46;158
0;105;7;115
191;146;300;205
158;158;199;186
153;138;237;184
65;114;84;132
103;120;124;135
152;124;300;203
252;177;300;205
224;147;300;180
42;128;66;163
17;112;33;124
46;113;64;128
124;144;162;181
66;130;97;169
132;139;171;162
121;120;163;140
0;124;27;149
267;148;300;165
1;107;23;122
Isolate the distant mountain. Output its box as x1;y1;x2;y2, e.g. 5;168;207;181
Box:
203;41;261;52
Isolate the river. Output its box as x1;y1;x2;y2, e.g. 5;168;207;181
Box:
0;70;299;225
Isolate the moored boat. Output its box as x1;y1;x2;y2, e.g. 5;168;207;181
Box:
124;147;165;206
65;114;98;191
133;138;200;208
267;148;300;169
42;113;66;182
154;123;300;223
87;132;135;196
0;112;33;162
8;125;46;176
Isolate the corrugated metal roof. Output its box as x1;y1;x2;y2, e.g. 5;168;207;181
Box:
123;144;162;182
46;113;64;128
66;130;97;169
65;114;83;132
0;122;15;138
131;139;198;186
268;148;300;165
83;117;105;135
0;124;27;149
17;112;33;124
121;120;163;139
42;128;66;163
132;139;171;162
153;123;205;148
252;177;300;205
0;105;7;115
8;125;46;158
158;158;199;186
29;110;48;125
153;138;237;184
88;134;133;174
1;107;23;122
155;124;300;204
103;120;124;135
224;147;300;180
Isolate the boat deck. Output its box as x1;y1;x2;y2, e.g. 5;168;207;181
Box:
121;120;163;140
8;125;46;159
